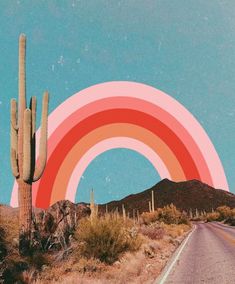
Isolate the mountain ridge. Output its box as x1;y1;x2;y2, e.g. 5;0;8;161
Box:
99;179;235;215
1;179;234;215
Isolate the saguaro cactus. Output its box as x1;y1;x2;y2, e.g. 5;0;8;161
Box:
122;204;126;221
151;190;155;212
10;34;49;254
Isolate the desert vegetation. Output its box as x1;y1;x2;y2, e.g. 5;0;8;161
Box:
185;205;235;226
74;214;142;264
205;206;235;225
1;183;234;283
141;203;190;225
0;200;192;283
2;199;234;283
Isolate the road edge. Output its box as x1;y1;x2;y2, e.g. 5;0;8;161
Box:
154;224;196;284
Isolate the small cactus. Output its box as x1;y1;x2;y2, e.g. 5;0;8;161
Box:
122;204;126;221
151;190;155;212
89;189;99;223
137;210;140;224
189;208;193;219
195;208;199;218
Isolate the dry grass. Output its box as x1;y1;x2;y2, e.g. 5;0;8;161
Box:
206;212;220;222
74;214;142;264
206;206;235;225
0;206;19;248
0;206;192;284
32;257;107;283
216;206;234;220
139;223;165;240
33;215;191;284
141;204;190;226
161;223;191;239
0;206;52;283
141;211;160;225
34;221;191;284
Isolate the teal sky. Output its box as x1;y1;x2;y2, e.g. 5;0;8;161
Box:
0;0;234;205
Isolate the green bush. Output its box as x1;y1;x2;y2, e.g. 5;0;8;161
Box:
75;214;142;264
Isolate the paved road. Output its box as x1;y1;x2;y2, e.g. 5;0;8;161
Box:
163;222;235;284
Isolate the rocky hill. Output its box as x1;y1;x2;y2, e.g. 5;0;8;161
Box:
99;179;235;216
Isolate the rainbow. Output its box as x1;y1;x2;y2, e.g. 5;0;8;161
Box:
11;81;229;208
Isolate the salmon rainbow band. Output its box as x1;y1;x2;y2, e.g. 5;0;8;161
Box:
11;81;229;208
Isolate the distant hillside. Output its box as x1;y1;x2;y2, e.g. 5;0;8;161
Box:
1;179;235;218
99;179;235;216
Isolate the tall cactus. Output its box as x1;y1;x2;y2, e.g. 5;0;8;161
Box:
10;34;49;254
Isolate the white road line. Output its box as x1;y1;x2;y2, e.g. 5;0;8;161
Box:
155;225;196;284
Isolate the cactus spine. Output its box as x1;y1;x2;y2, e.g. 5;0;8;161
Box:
10;34;49;254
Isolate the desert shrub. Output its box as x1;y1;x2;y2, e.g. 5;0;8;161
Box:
178;211;191;225
206;212;220;222
26;252;50;270
0;227;7;261
141;211;160;225
141;204;189;225
192;214;205;222
75;214;142;264
139;224;165;240
158;204;181;224
72;257;105;273
206;206;235;225
225;216;235;226
162;223;190;239
2;259;29;284
206;206;235;223
216;206;233;220
224;208;235;226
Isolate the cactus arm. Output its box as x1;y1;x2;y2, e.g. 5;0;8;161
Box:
11;99;18;130
11;149;19;178
23;109;32;182
30;96;36;139
33;91;49;182
10;99;19;177
10;99;18;152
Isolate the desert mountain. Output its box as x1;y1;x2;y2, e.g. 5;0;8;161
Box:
1;179;235;220
99;179;235;216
